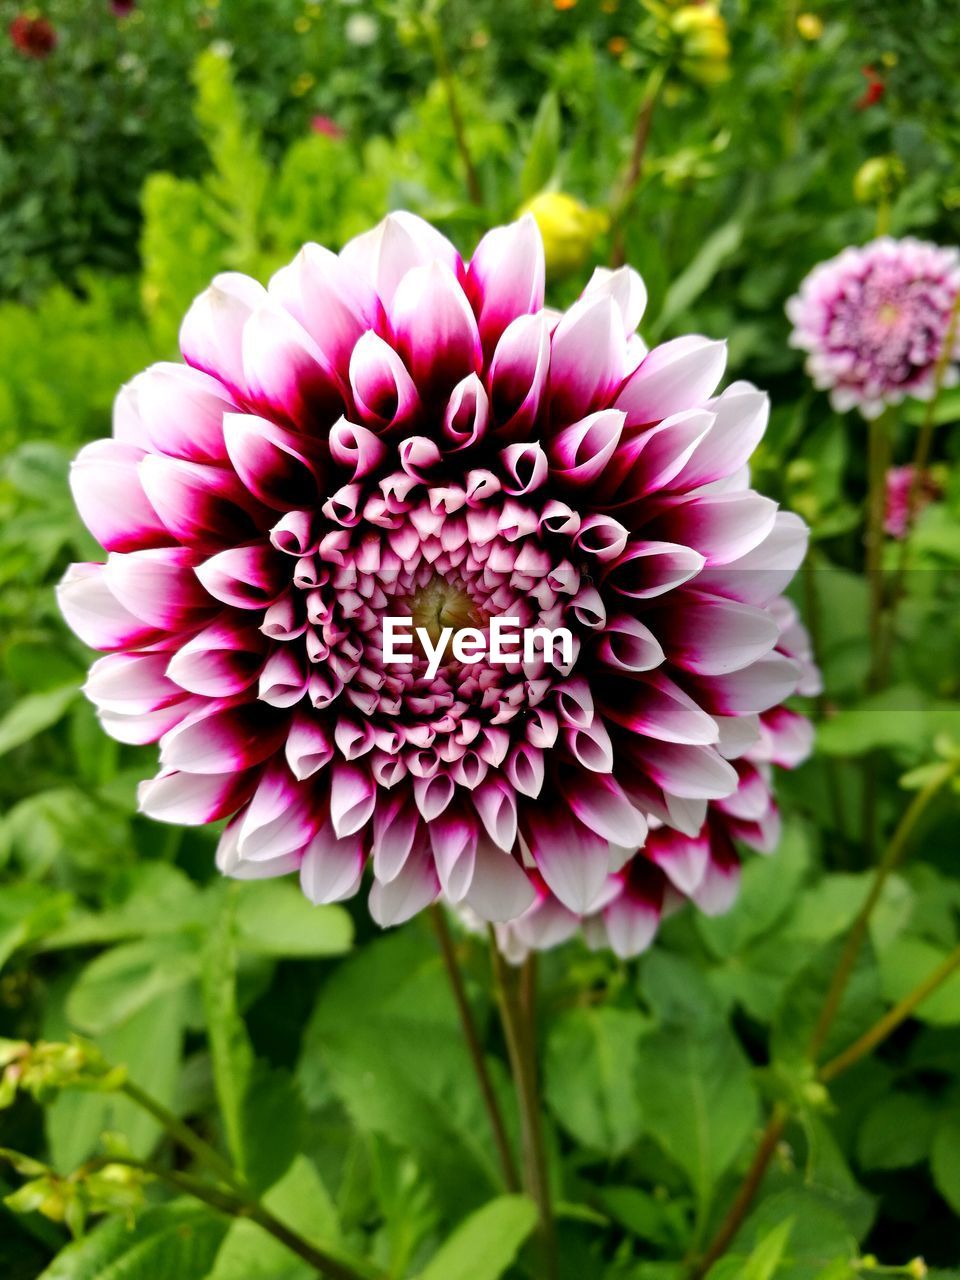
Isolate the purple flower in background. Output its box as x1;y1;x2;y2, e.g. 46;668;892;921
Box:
111;0;136;15
884;464;942;539
59;212;812;941
787;237;960;420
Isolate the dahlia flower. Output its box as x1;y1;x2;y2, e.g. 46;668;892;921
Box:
884;464;942;540
60;211;811;934
488;598;820;960
787;237;960;420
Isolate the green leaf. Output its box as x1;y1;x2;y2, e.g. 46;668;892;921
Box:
857;1091;936;1170
0;884;72;972
816;686;960;757
931;1112;960;1213
66;935;199;1035
698;820;810;959
416;1195;537;1280
46;989;186;1168
201;889;255;1179
878;936;960;1025
520;92;561;200
651;218;743;338
772;939;883;1068
545;1006;647;1156
234;880;353;957
633;1019;758;1215
708;1217;794;1280
209;1155;343;1280
0;684;80;758
41;864;206;950
298;928;506;1220
36;1202;227;1280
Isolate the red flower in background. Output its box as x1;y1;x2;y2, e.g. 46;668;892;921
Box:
311;115;346;141
111;0;136;15
856;65;885;110
9;14;57;57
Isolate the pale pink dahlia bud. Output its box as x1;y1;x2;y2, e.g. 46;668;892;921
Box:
787;237;960;420
60;211;812;932
884;464;942;539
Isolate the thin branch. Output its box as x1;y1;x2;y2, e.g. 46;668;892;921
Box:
819;943;960;1083
423;16;483;206
489;931;558;1280
84;1157;371;1280
429;906;520;1191
687;1105;788;1280
877;290;960;684
120;1078;241;1191
808;760;957;1062
693;762;957;1274
611;63;667;267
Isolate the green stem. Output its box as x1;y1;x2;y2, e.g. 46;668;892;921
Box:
694;762;957;1275
611;62;667;267
801;553;848;843
820;942;960;1083
429;907;520;1191
489;933;557;1280
686;1104;789;1279
422;15;483;206
120;1079;241;1191
808;759;958;1062
84;1157;372;1280
861;407;893;859
877;288;960;685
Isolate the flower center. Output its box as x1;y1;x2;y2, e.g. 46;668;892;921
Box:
407;579;486;651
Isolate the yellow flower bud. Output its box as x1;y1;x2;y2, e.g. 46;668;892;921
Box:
796;12;824;39
853;155;906;205
670;5;731;87
518;192;609;280
907;1261;928;1279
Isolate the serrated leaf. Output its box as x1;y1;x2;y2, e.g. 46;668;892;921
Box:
36;1202;227;1280
634;1019;758;1214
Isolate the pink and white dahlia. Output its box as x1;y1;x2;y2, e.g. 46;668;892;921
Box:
59;211;812;932
787;237;960;420
488;597;820;960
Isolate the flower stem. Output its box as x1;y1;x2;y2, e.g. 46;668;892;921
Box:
819;942;960;1083
808;759;957;1062
489;932;558;1280
84;1156;374;1280
120;1078;241;1191
877;289;960;685
692;761;956;1275
422;15;483;206
611;63;667;267
687;1104;788;1280
429;906;520;1191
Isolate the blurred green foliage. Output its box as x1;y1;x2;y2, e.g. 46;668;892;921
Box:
1;1;960;1278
